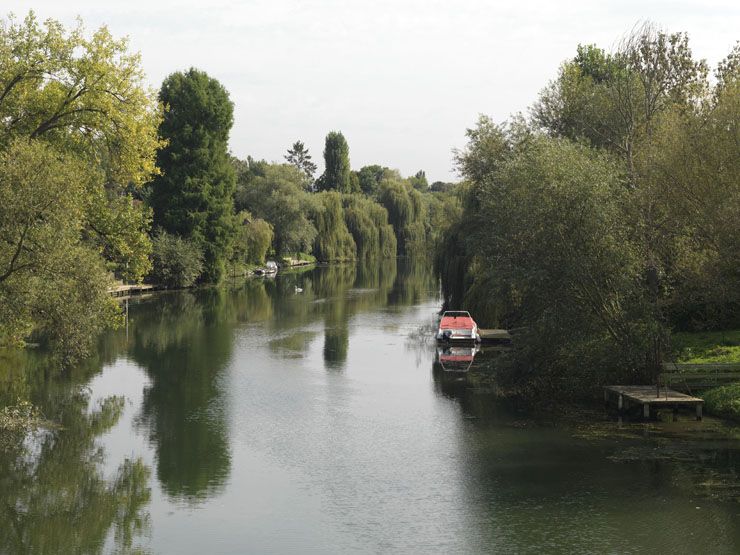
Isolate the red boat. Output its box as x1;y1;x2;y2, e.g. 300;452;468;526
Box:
436;311;481;343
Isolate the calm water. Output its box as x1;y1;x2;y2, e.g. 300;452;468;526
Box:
2;259;740;554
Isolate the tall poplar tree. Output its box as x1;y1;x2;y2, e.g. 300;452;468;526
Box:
317;131;353;193
149;68;236;282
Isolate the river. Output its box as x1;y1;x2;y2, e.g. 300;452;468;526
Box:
2;259;740;554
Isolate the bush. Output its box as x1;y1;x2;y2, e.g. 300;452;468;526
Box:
703;384;740;420
150;230;204;288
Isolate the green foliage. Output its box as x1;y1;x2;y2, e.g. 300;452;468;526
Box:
0;12;163;185
533;24;708;179
438;26;740;396
150;230;204;289
357;165;397;196
233;211;274;265
149;68;236;283
430;181;456;193
672;330;740;364
440;124;655;395
0;12;162;362
0;140;121;363
0;12;162;281
408;170;429;191
703;384;740;420
284;140;317;189
378;177;428;255
317;131;354;193
236;163;318;256
424;190;462;248
311;192;357;261
343;195;397;259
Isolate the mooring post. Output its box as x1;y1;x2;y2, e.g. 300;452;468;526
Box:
618;394;623;411
643;403;650;419
696;404;703;421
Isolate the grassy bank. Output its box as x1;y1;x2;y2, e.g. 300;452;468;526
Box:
671;330;740;419
672;330;740;364
703;384;740;420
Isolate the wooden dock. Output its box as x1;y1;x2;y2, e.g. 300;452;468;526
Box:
479;329;512;343
107;284;155;297
604;385;704;420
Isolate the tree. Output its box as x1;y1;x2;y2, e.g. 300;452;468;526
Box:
150;230;204;289
440;124;653;394
0;141;121;362
316;131;354;193
430;181;455;193
236;164;318;256
408;170;429;191
311;192;357;261
148;68;236;283
0;13;162;361
378;177;428;255
357;165;384;196
284;140;317;189
343;195;397;258
0;12;161;282
232;211;273;265
533;25;708;183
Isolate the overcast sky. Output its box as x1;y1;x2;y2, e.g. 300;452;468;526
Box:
6;1;739;182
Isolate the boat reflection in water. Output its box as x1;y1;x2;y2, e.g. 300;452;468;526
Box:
436;344;480;373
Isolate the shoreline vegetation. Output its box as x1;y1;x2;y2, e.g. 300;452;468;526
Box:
435;24;740;412
1;13;739;421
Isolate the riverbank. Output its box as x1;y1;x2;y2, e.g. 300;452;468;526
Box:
670;329;740;420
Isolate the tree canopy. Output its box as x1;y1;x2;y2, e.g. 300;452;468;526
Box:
439;26;740;396
284;140;317;189
148;68;236;283
0;12;162;361
316;131;354;193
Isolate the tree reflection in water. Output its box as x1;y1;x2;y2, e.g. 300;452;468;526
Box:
131;290;233;503
0;380;150;554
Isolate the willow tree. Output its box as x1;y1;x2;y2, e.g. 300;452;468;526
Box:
236;164;317;256
378;178;427;255
0;12;162;361
311;192;357;261
343;195;397;259
149;68;236;283
443;123;652;393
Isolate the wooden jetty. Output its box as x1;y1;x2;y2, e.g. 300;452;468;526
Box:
107;284;155;297
604;385;704;420
479;329;512;343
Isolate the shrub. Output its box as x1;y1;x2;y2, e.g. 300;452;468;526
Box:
150;230;204;288
703;384;740;420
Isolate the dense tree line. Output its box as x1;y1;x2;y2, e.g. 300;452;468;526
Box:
437;24;740;397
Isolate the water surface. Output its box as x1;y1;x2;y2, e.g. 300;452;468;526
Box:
2;259;740;554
